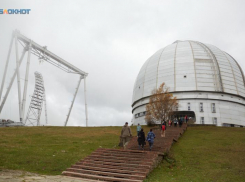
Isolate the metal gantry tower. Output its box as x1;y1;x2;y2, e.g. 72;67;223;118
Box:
0;30;88;126
25;72;47;126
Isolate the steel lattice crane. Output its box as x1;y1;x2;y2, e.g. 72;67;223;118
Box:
0;30;88;126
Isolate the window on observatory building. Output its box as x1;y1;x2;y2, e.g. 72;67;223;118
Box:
135;112;146;118
201;117;204;124
200;103;204;112
213;117;217;125
188;103;191;111
211;103;216;113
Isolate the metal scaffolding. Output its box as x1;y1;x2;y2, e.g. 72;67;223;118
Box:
0;30;88;126
25;72;47;126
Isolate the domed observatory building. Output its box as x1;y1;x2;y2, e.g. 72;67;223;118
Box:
132;40;245;127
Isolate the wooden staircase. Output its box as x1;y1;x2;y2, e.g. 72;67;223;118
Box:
126;124;187;153
62;148;160;182
62;124;187;181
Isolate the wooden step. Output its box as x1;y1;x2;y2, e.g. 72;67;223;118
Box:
85;156;155;163
97;148;159;155
96;149;141;153
66;168;145;180
63;171;143;182
90;151;157;158
63;176;104;182
71;164;147;175
83;156;154;164
91;151;154;158
77;160;152;168
72;163;149;173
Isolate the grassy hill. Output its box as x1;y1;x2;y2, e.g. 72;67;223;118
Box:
146;126;245;182
0;126;124;175
0;125;245;181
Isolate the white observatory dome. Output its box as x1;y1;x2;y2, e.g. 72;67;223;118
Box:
132;40;245;127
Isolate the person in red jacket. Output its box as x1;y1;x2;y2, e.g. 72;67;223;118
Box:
161;122;166;137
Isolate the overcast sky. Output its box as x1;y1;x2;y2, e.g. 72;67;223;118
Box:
0;0;245;126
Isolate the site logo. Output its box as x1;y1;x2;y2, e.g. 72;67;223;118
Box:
0;9;31;14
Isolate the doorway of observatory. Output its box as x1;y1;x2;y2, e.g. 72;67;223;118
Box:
172;111;196;122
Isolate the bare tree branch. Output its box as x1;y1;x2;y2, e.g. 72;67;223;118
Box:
145;83;178;125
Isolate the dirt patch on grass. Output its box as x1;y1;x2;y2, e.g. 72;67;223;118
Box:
0;169;38;177
0;169;91;181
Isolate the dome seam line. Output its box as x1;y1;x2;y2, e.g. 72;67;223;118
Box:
174;42;179;91
188;41;197;90
195;42;224;92
156;48;166;89
223;52;239;95
142;56;153;98
226;52;245;89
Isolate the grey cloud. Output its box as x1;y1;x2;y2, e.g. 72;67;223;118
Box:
0;0;245;126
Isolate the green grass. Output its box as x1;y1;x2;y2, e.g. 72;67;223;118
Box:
1;125;245;181
0;125;150;175
145;126;245;182
0;126;119;175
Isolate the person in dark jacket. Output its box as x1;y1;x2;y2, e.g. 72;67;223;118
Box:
137;129;145;150
185;115;189;123
179;117;183;127
178;117;181;126
174;118;178;127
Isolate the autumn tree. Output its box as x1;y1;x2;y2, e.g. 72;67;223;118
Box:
145;83;178;125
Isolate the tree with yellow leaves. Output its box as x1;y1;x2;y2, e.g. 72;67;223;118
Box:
145;83;178;125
